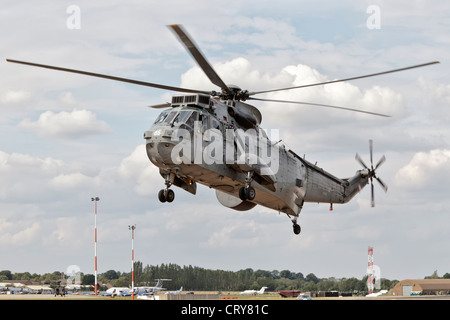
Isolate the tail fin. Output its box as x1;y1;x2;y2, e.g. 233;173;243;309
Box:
258;287;267;294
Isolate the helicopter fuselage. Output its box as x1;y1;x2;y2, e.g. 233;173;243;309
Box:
144;94;370;219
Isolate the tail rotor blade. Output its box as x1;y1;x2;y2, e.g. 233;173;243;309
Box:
375;155;386;170
356;153;369;170
376;176;388;192
357;140;387;207
371;182;375;207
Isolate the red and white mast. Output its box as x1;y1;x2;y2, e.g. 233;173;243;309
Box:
367;246;374;295
91;197;100;296
129;224;136;300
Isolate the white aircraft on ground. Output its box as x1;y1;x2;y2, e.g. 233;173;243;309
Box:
132;279;172;295
365;290;388;297
104;287;131;296
165;286;183;295
240;286;268;295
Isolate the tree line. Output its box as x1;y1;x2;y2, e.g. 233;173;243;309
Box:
2;264;449;293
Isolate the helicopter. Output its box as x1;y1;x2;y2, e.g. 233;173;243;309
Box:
7;24;439;235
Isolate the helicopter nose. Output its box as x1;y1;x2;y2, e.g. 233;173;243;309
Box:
145;138;177;166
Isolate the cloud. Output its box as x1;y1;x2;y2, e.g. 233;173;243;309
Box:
117;144;161;196
0;89;31;104
19;109;112;139
0;219;41;246
394;149;450;192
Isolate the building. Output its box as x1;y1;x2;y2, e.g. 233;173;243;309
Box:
391;279;450;296
0;280;52;293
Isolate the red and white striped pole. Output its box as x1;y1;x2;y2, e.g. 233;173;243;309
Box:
91;197;100;296
129;224;136;300
367;246;374;295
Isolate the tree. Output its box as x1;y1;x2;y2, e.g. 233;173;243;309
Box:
103;270;119;280
305;273;319;284
114;276;130;287
82;274;95;286
280;270;293;279
425;270;440;279
0;270;12;280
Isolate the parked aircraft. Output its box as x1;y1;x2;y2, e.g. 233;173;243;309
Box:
103;287;131;296
132;279;171;295
366;290;388;297
165;286;183;295
240;286;268;295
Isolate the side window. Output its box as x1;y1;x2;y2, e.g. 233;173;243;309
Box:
211;118;222;131
202;114;209;132
185;111;199;129
202;115;222;131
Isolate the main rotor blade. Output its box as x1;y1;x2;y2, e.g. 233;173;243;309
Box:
249;61;440;96
149;103;171;109
247;97;391;117
6;59;210;95
168;24;230;94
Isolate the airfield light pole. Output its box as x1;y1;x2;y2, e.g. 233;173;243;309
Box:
91;197;100;296
129;224;136;300
368;246;374;295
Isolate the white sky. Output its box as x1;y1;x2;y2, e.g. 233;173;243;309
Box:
0;0;449;280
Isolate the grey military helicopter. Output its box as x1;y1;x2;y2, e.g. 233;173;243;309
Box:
7;25;438;235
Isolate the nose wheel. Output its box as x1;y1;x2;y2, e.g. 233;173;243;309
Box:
158;173;175;203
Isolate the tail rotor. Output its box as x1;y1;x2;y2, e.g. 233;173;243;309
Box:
355;140;388;207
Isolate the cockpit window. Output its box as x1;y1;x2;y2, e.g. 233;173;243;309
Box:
154;110;169;124
163;110;178;124
174;110;192;125
155;109;200;128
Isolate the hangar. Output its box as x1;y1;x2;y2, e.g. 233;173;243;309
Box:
391;279;450;296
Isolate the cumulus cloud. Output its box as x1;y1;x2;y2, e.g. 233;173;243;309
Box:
395;149;450;191
180;57;294;92
117;144;161;196
180;58;405;131
0;144;157;204
264;64;405;122
0;219;41;246
19;109;112;139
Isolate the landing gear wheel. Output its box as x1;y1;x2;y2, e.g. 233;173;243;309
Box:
165;189;175;203
158;189;175;203
158;189;167;203
245;186;255;200
239;186;256;201
239;187;247;201
293;223;301;235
